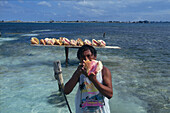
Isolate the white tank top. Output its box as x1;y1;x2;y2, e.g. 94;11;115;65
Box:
75;71;110;113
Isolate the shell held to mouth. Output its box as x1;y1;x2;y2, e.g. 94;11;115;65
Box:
84;59;103;76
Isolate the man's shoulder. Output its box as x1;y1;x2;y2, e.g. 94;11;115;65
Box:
102;66;110;72
102;66;111;75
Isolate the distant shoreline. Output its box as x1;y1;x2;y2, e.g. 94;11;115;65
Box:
0;20;170;24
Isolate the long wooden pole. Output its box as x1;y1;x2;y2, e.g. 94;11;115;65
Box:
54;61;72;113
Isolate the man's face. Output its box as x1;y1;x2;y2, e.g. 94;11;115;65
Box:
80;49;96;62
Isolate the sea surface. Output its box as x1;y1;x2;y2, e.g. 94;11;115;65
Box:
0;23;169;113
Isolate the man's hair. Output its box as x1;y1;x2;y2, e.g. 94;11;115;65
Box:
77;45;97;60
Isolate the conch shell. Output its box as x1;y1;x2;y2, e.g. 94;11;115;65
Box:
45;38;55;45
63;37;70;45
84;59;103;76
70;39;77;46
40;39;46;45
84;39;92;45
92;39;98;46
31;37;39;44
60;37;70;45
77;38;84;46
57;39;63;45
98;40;106;47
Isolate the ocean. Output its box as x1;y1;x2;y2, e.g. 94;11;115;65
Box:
0;23;169;113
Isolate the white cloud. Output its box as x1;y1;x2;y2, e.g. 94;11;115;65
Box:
38;1;51;7
67;14;71;17
148;6;152;8
73;6;80;10
53;12;56;16
0;1;8;6
74;1;104;16
77;1;94;6
58;3;61;6
18;0;24;3
91;9;105;16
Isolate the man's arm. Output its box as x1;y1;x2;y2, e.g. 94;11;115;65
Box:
88;66;113;99
64;65;82;95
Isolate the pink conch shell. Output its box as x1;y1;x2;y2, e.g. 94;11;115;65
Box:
55;39;62;45
63;37;70;45
84;39;92;45
31;37;39;44
92;39;99;46
60;37;70;45
98;40;106;46
77;38;84;46
45;38;55;45
40;39;46;45
70;39;77;46
84;59;103;76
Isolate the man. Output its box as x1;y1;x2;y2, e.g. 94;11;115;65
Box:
64;45;113;113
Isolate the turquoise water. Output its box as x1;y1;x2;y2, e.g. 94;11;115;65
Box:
0;23;169;113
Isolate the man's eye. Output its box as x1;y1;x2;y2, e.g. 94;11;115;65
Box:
87;55;90;58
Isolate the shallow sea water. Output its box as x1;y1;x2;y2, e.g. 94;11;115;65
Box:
0;23;169;113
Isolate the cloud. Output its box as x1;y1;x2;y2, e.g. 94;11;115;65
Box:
148;6;152;8
90;9;105;16
74;1;105;17
1;0;170;21
0;1;8;6
58;3;61;6
77;1;94;7
18;0;24;3
38;1;51;7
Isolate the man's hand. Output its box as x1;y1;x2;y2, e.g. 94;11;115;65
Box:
81;61;97;80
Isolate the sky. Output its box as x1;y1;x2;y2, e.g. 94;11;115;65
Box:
0;0;170;22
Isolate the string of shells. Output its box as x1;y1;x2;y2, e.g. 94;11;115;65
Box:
31;37;106;47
